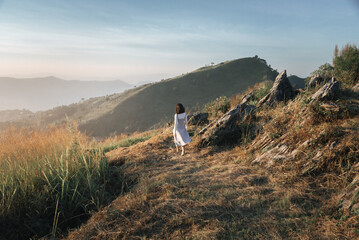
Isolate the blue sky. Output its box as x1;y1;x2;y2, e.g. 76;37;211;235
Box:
0;0;358;83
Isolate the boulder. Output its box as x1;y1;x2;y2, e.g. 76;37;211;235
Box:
188;112;209;125
241;91;254;104
310;77;341;102
352;83;359;93
252;144;295;167
308;74;324;88
258;70;295;107
199;103;256;146
339;174;359;214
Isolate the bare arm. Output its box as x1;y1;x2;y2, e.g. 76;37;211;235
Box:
173;114;178;136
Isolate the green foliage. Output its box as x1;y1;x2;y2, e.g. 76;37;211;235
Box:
102;135;153;153
311;62;334;81
248;81;272;105
203;96;230;118
333;44;359;86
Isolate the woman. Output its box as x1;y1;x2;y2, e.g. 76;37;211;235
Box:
173;103;191;156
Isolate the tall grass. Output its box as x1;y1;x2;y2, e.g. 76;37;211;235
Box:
100;130;158;153
0;124;119;239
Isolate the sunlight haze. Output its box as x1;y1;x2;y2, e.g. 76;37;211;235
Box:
0;0;358;83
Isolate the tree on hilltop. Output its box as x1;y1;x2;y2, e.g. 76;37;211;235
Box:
333;44;359;86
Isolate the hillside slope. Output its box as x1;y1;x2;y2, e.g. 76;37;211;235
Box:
0;76;131;111
65;79;359;240
80;57;278;136
288;75;305;89
2;57;280;136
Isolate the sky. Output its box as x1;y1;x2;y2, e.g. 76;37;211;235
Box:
0;0;358;83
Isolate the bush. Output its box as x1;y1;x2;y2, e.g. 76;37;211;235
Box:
250;81;272;105
203;96;230;118
311;63;334;81
333;44;359;86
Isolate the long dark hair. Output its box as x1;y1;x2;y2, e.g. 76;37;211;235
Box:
176;103;185;114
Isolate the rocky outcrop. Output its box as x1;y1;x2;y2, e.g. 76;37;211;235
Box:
240;91;254;104
188;113;209;125
310;77;341;102
258;70;295;107
252;143;296;168
339;173;359;214
199;103;256;146
308;74;324;88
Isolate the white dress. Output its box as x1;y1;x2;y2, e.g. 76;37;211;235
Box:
173;113;191;147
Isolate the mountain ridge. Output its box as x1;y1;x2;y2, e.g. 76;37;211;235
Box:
0;76;132;111
1;56;305;137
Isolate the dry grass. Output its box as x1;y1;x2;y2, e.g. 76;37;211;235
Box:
65;115;359;239
0;124;124;239
2;84;359;239
65;87;359;239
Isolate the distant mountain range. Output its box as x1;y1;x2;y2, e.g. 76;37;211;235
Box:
0;57;305;137
0;76;132;111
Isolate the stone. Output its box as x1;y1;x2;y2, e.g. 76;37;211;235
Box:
320;103;340;112
199;103;256;146
187;112;209;125
241;91;254;104
258;70;296;107
252;144;292;167
310;77;341;102
308;74;324;88
339;175;359;214
352;83;359;93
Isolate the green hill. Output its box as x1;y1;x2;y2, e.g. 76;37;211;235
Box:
5;56;278;137
80;57;278;136
288;75;305;89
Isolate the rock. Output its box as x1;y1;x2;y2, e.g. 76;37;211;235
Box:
308;74;324;88
310;77;341;102
258;70;295;107
188;112;209;125
339;175;359;214
352;83;359;93
199;103;256;146
241;91;254;104
252;144;295;168
320;103;340;112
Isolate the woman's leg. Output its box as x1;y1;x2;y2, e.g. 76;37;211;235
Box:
176;145;180;152
181;146;185;156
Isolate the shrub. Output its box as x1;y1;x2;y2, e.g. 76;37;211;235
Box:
333;44;359;86
203;96;230;119
311;63;334;81
249;81;272;105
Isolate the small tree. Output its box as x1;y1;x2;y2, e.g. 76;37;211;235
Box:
311;63;334;81
333;44;359;86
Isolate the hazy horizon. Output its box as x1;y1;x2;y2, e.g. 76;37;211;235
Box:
1;0;359;83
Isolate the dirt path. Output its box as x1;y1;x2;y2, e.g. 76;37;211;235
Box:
66;132;319;239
